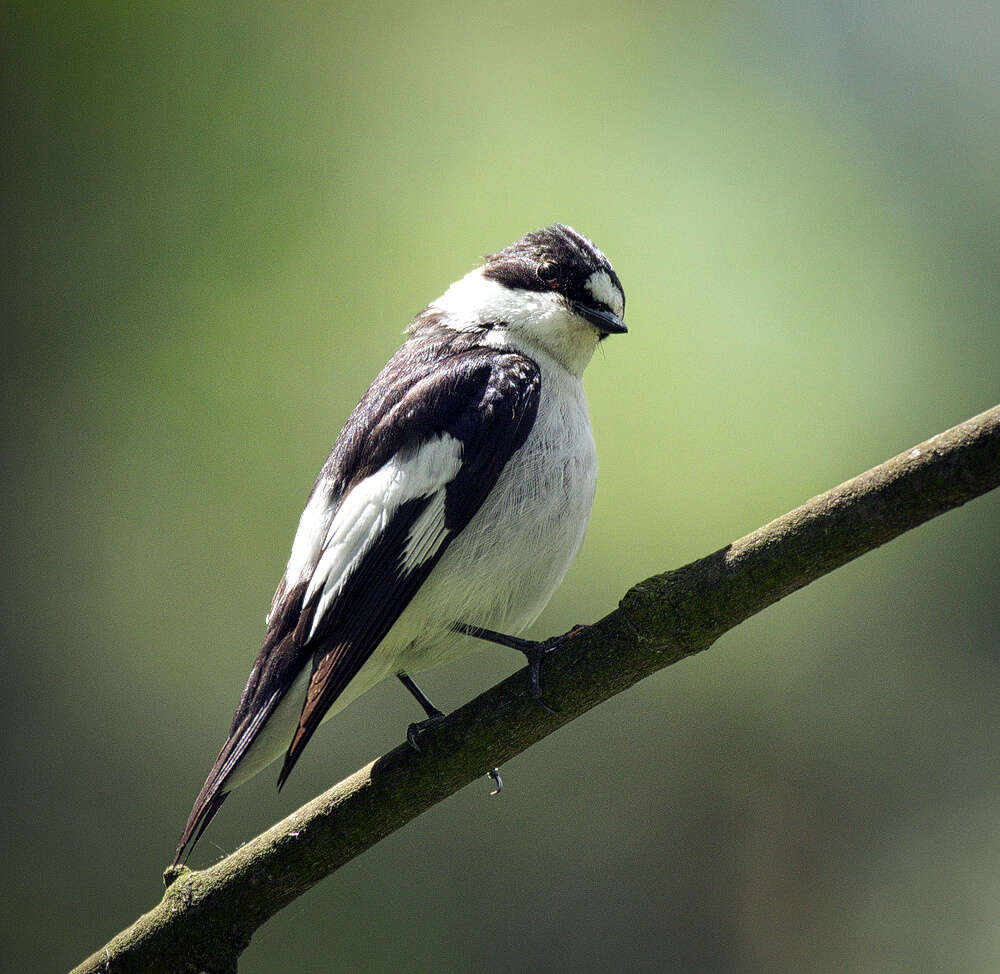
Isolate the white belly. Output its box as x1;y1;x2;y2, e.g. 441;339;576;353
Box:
389;367;597;670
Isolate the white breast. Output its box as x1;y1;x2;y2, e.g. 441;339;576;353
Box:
389;355;597;671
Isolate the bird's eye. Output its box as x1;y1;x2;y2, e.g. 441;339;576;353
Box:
537;260;560;285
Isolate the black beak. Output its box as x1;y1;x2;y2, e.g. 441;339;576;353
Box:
572;301;628;336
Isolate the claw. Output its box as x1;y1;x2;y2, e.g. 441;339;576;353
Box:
406;712;446;752
525;642;562;713
487;767;503;796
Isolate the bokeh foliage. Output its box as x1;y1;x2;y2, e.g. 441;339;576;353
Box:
4;2;998;971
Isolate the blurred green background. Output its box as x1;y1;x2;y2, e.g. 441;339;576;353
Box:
4;2;999;971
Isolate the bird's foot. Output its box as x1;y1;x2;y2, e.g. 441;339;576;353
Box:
520;638;562;712
454;622;589;712
405;711;447;752
523;623;589;710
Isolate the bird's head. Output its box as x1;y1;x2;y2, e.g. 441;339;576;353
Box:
426;224;626;376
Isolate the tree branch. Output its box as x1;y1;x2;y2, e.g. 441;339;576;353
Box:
72;404;1000;974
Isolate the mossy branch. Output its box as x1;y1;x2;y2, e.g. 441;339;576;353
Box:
71;404;1000;974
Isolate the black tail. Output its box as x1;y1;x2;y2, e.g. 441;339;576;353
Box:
173;786;230;866
171;684;285;865
171;593;312;865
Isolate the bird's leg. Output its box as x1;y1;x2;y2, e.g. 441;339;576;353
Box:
453;622;589;712
399;673;504;793
397;671;446;752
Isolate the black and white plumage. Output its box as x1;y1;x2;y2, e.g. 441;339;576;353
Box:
173;224;626;864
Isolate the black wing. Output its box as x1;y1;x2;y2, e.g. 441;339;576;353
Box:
173;346;540;864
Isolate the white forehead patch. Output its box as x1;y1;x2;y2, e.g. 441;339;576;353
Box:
584;270;624;319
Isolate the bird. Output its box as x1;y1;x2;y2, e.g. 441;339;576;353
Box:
172;224;626;865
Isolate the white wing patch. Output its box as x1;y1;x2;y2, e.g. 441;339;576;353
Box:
286;486;336;587
584;270;624;319
301;434;463;641
267;484;337;626
401;489;449;573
